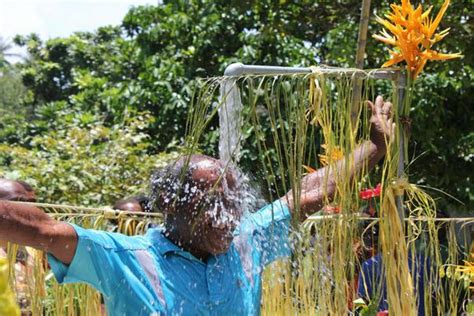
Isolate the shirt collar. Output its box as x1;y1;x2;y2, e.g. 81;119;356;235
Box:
146;227;205;263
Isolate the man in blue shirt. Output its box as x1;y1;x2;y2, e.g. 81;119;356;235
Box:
357;253;430;316
0;96;393;314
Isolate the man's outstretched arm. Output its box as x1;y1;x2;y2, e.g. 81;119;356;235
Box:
283;95;395;220
0;201;77;264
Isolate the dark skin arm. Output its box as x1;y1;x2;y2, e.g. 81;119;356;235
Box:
283;95;395;220
0;201;77;264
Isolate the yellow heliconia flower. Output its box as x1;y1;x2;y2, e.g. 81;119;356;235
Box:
302;145;344;174
319;144;344;167
440;260;474;290
373;0;462;79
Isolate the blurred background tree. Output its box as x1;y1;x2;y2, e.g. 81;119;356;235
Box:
0;0;471;212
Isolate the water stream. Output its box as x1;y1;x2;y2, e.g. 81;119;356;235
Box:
218;78;243;165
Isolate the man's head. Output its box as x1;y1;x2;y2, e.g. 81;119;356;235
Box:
113;195;151;213
0;179;36;202
151;154;243;257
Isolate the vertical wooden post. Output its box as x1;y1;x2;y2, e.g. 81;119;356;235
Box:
351;0;372;128
355;0;372;69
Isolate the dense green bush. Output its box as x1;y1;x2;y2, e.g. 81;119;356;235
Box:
0;113;179;205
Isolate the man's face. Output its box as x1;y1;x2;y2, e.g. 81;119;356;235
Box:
171;160;243;256
115;201;143;213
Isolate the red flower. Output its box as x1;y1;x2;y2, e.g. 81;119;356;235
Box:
359;184;381;200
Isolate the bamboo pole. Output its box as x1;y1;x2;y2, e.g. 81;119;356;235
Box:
355;0;372;69
351;0;372;128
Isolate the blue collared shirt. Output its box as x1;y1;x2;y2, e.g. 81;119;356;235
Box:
48;200;291;315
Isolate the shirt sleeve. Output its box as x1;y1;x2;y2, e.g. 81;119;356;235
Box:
243;199;292;266
47;224;150;296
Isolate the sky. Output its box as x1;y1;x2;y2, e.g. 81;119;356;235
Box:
0;0;157;61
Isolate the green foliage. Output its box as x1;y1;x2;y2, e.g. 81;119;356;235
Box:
0;70;26;110
0;67;30;144
0;36;16;68
0;113;179;205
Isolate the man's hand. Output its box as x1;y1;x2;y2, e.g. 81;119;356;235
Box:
367;95;395;149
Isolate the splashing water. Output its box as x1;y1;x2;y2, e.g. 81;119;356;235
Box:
218;78;243;165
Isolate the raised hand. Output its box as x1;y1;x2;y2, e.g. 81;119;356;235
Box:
367;95;396;148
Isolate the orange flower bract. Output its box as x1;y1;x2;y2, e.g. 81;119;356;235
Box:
302;145;344;175
319;145;344;167
373;0;462;79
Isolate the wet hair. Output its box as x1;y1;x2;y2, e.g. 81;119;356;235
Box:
150;154;216;213
113;195;152;213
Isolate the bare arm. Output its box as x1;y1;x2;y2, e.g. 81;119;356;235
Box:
0;201;77;264
283;95;394;220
